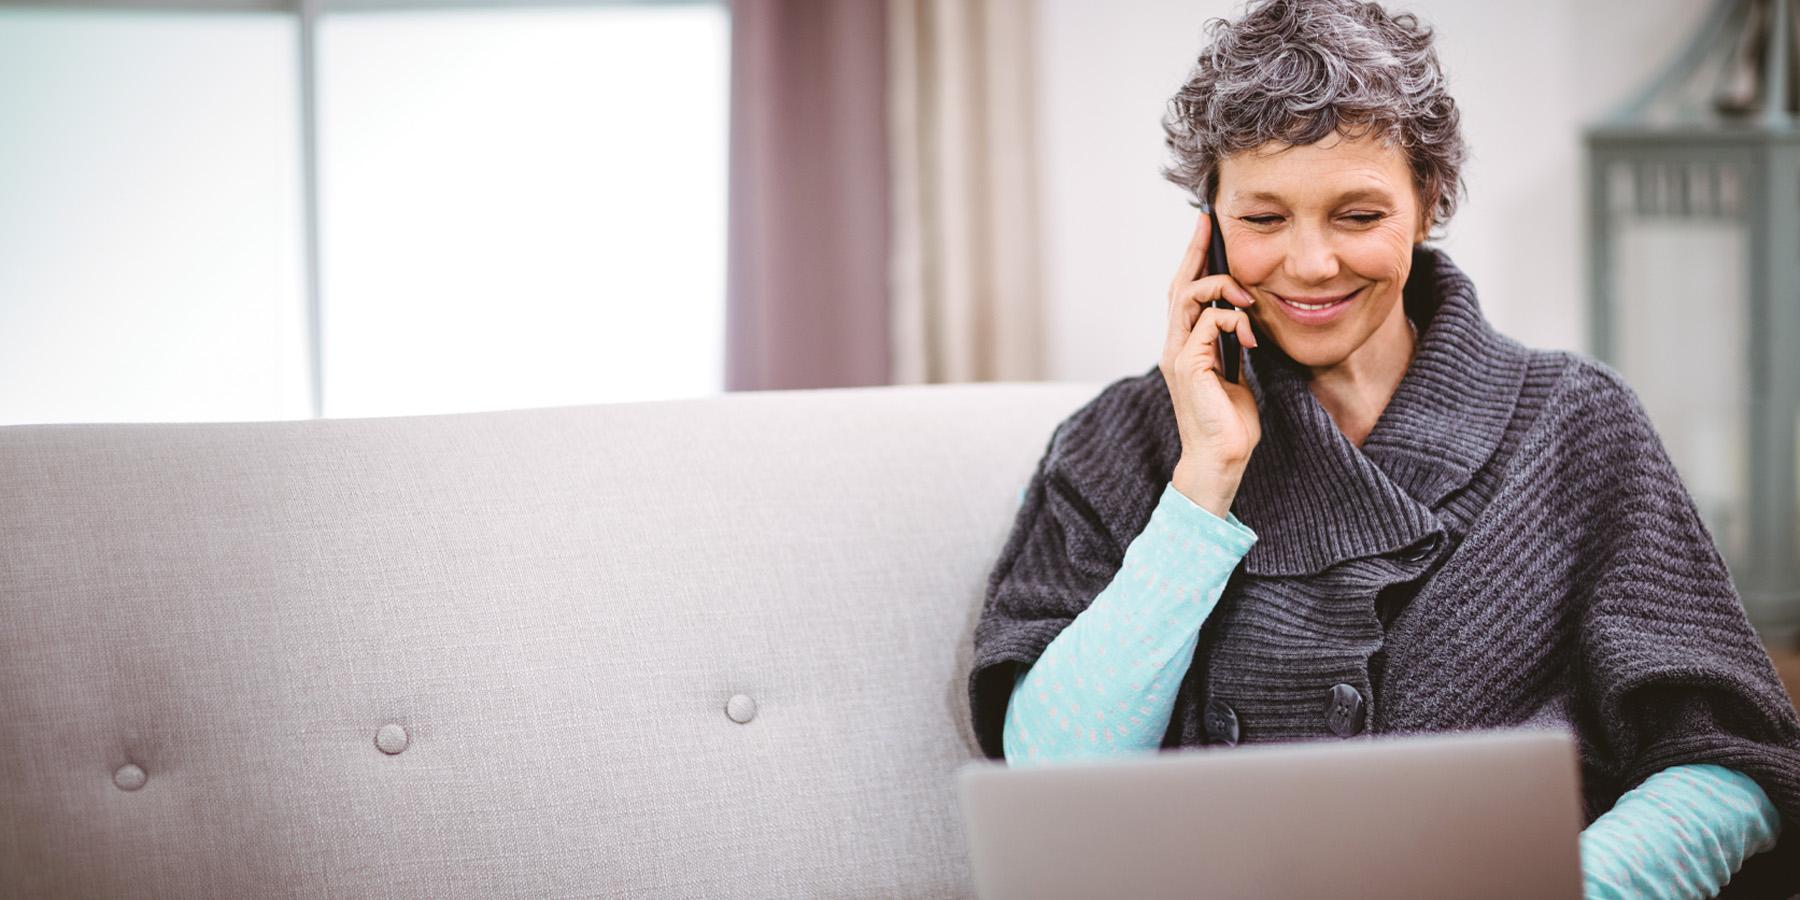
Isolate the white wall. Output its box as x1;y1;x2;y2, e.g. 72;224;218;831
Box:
1032;0;1711;383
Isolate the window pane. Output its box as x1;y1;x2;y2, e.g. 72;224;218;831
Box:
317;4;729;419
0;8;307;426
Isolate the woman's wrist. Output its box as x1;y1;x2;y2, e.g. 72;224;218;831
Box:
1171;460;1244;520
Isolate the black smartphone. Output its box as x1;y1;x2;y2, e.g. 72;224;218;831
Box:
1204;206;1241;384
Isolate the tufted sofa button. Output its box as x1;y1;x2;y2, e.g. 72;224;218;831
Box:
726;693;757;724
375;723;410;755
113;763;146;791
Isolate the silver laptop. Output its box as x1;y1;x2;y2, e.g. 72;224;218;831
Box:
957;727;1584;900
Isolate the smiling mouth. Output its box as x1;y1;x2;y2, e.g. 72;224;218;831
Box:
1275;288;1361;310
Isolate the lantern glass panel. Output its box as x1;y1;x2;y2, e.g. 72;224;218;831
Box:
1605;159;1754;571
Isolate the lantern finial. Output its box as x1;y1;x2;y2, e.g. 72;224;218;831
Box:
1608;0;1797;129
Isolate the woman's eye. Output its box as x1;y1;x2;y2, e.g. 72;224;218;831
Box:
1344;213;1386;224
1242;215;1282;226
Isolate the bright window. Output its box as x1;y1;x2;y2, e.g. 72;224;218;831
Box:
0;2;728;426
0;8;308;426
318;4;729;418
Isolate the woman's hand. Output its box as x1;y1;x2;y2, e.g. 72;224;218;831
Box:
1161;208;1263;519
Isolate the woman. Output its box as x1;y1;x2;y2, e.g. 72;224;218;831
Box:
967;1;1800;897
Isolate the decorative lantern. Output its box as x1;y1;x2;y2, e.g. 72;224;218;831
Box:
1585;0;1799;639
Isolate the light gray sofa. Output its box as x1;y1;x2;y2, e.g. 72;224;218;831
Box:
0;381;1101;898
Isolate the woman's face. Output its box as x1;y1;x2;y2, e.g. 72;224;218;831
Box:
1214;130;1430;374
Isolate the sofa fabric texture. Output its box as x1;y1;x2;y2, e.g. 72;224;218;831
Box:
0;383;1098;898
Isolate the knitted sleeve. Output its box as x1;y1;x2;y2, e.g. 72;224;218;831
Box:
1002;482;1256;764
1571;363;1800;894
1581;763;1781;899
969;382;1185;760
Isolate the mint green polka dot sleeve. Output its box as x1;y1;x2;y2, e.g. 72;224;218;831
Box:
1580;763;1782;899
1002;481;1256;765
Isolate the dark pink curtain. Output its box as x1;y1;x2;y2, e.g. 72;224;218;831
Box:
725;0;891;391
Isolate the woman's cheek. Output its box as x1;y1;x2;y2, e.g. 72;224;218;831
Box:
1344;227;1414;279
1369;219;1418;256
1227;245;1283;288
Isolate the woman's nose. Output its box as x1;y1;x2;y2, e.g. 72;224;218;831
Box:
1283;227;1340;285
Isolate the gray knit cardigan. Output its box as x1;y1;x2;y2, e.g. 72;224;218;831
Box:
969;246;1800;894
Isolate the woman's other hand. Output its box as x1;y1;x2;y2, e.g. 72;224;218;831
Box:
1161;208;1263;519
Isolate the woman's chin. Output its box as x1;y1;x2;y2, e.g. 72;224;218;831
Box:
1259;331;1351;370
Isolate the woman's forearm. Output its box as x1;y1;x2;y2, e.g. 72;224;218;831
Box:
1002;481;1257;765
1580;763;1782;899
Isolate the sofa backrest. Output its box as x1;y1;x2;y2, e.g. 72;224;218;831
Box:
0;380;1106;898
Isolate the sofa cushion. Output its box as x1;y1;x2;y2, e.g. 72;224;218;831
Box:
0;381;1101;898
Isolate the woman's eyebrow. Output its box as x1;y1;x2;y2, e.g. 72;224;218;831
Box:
1231;188;1397;205
1333;188;1397;205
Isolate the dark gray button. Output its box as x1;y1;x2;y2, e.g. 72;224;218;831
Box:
1203;698;1239;746
1326;683;1365;737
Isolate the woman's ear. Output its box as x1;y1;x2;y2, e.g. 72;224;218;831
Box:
1411;187;1440;243
1413;189;1435;243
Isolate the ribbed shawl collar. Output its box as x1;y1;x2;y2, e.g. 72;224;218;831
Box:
1232;245;1531;577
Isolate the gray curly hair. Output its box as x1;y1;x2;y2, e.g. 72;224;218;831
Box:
1160;0;1466;237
